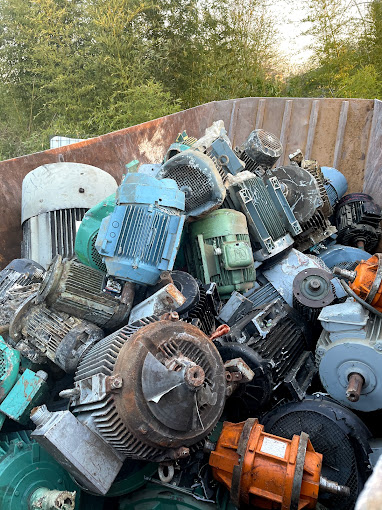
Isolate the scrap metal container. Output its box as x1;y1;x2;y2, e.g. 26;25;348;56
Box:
0;97;381;267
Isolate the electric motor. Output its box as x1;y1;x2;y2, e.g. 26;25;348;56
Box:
335;193;382;252
272;164;323;224
0;431;77;510
186;209;256;299
75;193;116;272
318;244;371;271
225;171;301;261
292;267;336;322
21;163;118;268
273;161;337;251
334;254;382;312
157;149;226;218
261;248;344;307
215;299;315;419
95;173;185;285
170;271;220;335
0;259;44;301
322;166;348;207
9;293;104;373
261;395;372;510
316;300;382;411
209;418;350;510
36;255;134;329
235;129;283;175
31;318;228;494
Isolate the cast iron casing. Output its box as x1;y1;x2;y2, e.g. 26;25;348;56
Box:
72;318;227;462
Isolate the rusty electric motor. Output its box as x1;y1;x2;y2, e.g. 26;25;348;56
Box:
71;317;227;462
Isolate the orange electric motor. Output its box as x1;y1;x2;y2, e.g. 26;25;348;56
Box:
334;253;382;312
208;419;350;510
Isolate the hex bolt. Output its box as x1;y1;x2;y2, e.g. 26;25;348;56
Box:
346;373;364;402
110;376;123;389
308;278;321;291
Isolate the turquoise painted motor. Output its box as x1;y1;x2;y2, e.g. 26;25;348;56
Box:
0;337;47;430
118;484;235;510
0;431;77;510
95;173;185;285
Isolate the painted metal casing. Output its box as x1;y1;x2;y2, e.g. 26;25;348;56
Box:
316;301;382;411
96;173;185;285
75;193;116;272
158;149;226;218
322;166;348;206
186;209;256;299
21;163;118;268
0;431;78;510
225;171;301;261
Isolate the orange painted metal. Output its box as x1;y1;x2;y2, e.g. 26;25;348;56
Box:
209;419;322;509
350;254;382;311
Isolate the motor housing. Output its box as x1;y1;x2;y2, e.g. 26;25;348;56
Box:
335;193;382;252
261;395;371;510
186;209;256;299
316;300;382;411
95;173;185;285
32;318;229;494
21;163;117;268
36;255;134;329
235;129;283;175
209;418;349;509
225;171;301;261
157;149;226;218
9;293;104;373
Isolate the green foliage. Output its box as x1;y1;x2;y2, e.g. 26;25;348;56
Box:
0;0;380;161
0;0;280;160
286;0;382;99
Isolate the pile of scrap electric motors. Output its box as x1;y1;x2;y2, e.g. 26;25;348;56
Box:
1;121;381;510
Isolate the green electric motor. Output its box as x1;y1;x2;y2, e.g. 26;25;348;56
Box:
74;193;116;272
186;209;256;299
0;430;78;510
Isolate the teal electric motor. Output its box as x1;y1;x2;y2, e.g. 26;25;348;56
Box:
0;336;47;430
186;209;256;299
0;431;78;510
118;484;236;510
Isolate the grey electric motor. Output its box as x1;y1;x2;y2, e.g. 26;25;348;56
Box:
21;162;118;268
316;300;382;412
235;129;283;175
36;255;134;330
9;293;104;373
31;317;231;494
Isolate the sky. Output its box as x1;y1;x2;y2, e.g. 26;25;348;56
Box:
275;0;314;72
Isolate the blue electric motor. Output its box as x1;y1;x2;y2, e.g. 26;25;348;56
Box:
318;243;371;271
321;166;348;207
95;173;185;285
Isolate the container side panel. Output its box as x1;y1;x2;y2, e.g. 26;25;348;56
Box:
0;97;375;267
364;99;382;206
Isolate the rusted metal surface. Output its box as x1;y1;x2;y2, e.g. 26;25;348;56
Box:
0;97;379;266
346;372;364;402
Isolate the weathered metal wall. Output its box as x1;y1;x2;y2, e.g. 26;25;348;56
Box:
0;97;379;266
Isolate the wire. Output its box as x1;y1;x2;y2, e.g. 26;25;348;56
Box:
340;280;382;319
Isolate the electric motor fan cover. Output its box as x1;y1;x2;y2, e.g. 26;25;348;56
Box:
261;395;372;510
